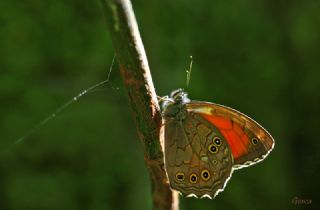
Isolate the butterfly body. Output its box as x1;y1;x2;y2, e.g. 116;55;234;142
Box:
161;89;274;198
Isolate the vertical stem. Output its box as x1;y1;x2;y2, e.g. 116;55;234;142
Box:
100;0;179;209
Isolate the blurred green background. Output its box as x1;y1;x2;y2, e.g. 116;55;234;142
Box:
1;0;319;209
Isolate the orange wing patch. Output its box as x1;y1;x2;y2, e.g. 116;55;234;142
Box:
201;114;250;160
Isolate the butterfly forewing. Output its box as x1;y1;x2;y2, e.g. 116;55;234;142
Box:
186;102;274;168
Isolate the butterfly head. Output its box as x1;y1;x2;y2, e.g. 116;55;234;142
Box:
169;88;190;103
160;89;191;119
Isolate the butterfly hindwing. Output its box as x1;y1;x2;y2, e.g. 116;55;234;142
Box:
164;110;233;198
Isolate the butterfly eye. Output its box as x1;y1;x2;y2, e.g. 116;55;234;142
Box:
189;173;198;183
175;172;185;181
201;169;211;181
252;138;259;145
213;137;221;146
208;144;218;154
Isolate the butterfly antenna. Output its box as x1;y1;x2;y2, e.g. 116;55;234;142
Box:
2;55;116;153
186;56;193;89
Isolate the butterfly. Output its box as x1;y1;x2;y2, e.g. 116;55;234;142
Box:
160;89;274;198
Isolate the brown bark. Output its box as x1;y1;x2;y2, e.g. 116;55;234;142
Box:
100;0;179;209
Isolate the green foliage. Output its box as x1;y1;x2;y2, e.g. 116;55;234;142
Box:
0;0;319;209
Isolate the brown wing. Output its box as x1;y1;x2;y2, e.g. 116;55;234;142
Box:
164;110;234;198
186;101;275;169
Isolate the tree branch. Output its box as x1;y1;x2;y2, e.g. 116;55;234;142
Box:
100;0;179;209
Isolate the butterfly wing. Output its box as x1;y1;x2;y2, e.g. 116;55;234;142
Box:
162;90;274;198
164;108;234;198
186;101;274;169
